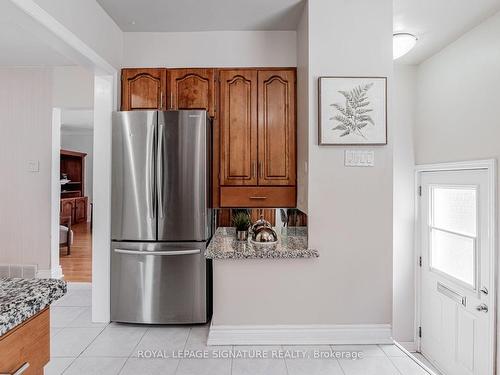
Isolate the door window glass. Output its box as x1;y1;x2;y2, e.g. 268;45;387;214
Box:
430;187;477;287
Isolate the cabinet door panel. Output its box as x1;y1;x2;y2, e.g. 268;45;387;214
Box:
74;197;88;224
60;199;74;220
121;68;166;110
167;69;215;116
219;70;258;186
257;70;296;186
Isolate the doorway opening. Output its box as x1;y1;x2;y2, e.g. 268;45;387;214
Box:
59;109;94;282
415;161;496;375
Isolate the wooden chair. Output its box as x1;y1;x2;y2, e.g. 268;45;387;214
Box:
59;216;73;255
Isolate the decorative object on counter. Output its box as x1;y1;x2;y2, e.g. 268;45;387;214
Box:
249;215;272;234
318;76;387;145
250;215;278;248
0;278;67;336
232;211;251;241
205;227;317;260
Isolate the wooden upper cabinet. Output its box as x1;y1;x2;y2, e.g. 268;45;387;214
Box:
219;70;258;186
257;70;296;186
121;68;166;110
167;69;215;117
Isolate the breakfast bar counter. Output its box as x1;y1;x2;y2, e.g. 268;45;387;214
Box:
205;227;318;260
0;277;66;336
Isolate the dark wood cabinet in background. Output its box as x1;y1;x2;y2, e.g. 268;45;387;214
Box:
61;199;74;218
167;68;215;117
61;197;88;225
60;149;88;223
121;68;167;110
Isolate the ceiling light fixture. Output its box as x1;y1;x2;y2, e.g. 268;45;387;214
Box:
393;33;417;60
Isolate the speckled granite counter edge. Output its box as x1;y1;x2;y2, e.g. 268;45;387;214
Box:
0;278;67;336
205;248;319;260
205;227;319;260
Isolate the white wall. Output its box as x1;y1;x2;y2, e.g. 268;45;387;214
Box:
393;64;417;345
307;0;393;324
123;31;297;67
415;11;500;165
0;68;53;270
52;66;94;109
61;128;94;210
213;0;394;328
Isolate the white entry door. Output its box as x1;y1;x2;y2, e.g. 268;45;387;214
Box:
419;169;494;375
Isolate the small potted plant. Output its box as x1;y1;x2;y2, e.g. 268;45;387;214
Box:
232;211;251;241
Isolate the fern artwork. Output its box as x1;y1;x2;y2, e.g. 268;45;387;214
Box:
319;77;387;145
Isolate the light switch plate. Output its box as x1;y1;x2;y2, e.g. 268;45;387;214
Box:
344;150;375;167
28;160;40;172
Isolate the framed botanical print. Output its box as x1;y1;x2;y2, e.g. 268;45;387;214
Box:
318;76;387;145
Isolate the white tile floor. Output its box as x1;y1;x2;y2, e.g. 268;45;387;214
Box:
45;283;441;375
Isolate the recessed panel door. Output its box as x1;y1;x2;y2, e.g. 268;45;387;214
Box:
167;68;215;117
257;70;296;186
219;70;258;186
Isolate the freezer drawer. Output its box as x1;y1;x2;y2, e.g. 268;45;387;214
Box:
110;241;208;324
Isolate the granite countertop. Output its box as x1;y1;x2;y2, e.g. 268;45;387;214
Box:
205;227;319;260
0;278;67;336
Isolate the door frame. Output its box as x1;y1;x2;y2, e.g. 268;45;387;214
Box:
9;0;118;322
414;159;497;373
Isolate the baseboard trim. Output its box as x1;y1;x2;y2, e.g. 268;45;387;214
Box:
207;324;393;346
36;265;63;279
394;340;417;352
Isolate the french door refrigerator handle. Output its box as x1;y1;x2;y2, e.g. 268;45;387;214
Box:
114;248;200;256
147;120;156;219
157;123;165;218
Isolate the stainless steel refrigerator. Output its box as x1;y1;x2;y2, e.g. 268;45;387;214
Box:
110;110;212;324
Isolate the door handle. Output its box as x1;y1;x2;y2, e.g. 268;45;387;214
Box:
480;287;489;295
114;249;200;256
147;123;156;219
476;303;488;313
157;123;165;218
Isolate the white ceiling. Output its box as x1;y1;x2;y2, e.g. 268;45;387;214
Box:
394;0;500;64
0;2;74;66
96;0;304;32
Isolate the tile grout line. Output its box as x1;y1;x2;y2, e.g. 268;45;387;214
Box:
330;344;348;375
60;324;108;374
385;355;407;375
117;325;151;374
173;326;192;375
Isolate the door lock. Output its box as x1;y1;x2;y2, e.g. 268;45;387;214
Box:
476;303;488;313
